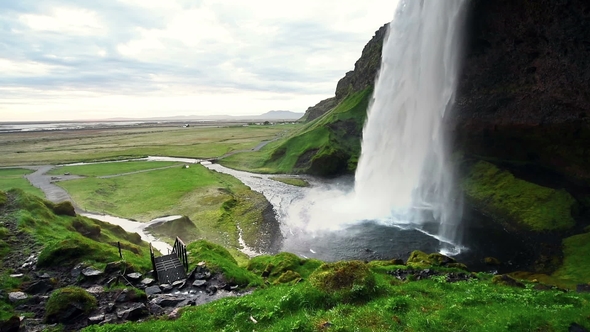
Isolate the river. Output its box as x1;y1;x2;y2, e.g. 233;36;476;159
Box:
23;157;533;271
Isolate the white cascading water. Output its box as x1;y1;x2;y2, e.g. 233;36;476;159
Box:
354;0;467;249
281;0;467;255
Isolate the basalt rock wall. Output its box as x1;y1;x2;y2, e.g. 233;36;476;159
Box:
453;0;590;185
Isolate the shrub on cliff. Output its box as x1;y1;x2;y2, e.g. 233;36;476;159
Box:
45;286;97;323
309;261;376;302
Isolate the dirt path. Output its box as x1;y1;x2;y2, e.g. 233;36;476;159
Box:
24;166;83;205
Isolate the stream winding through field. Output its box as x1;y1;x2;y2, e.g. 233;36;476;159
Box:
23;156;533;271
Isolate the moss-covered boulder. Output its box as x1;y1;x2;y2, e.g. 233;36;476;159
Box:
463;161;577;231
406;250;456;268
274;271;302;285
45;286;97;323
309;261;376;301
187;240;261;287
492;275;526;288
37;238;93;268
52;201;76;216
247;252;322;282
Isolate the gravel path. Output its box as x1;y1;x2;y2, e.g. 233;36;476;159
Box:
24;166;83;205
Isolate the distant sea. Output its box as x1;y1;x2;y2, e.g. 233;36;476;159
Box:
0;121;154;133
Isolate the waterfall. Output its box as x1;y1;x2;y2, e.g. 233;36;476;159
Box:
354;0;467;250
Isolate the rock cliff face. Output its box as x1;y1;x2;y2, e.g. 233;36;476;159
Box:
302;24;388;122
454;0;590;185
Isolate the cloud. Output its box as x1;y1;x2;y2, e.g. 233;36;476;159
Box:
0;0;398;121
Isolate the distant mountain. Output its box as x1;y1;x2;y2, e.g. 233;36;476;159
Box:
102;111;303;122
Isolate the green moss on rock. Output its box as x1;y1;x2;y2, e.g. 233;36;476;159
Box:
0;191;7;207
309;261;376;301
406;250;456;268
52;201;76;216
187;240;261;287
492;274;525;288
45;286;97;323
552;232;590;286
463;161;577;231
274;271;302;285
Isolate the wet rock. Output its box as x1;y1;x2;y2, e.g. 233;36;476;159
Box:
36;272;51;279
484;257;502;266
48;303;85;324
71;263;86;278
24;280;53;295
492;275;525;288
20;254;38;270
172;279;186;289
82;267;103;278
88;314;105;325
206;286;218;295
145;285;162;296
150;295;184;307
86;286;104;295
126;272;142;281
148;303;164;316
160;283;173;292
445;273;476;283
104;261;124;274
140;278;155;286
193;280;207;287
168;308;181;320
117;303;148;321
9;274;23;278
8;292;27;303
116;289;131;303
576;284;590;293
101;314;117;325
0;316;20;332
105;302;116;314
569;323;589;332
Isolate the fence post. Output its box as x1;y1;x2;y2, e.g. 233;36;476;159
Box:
118;241;123;259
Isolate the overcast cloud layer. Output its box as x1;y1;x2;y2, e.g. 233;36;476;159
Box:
0;0;398;121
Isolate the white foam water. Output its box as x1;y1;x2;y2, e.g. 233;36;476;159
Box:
281;0;468;254
354;0;467;247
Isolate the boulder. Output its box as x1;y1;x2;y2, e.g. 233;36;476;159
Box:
145;285;162;296
8;292;27;303
140;278;155;286
116;303;148;321
0;316;20;332
88;314;105;325
82;267;103;278
192;280;207;287
150;295;185;307
126;272;142;281
24;280;53;295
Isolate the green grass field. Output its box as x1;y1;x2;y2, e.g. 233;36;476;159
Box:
48;161;180;177
0;168;44;197
56;163;275;261
0;124;298;166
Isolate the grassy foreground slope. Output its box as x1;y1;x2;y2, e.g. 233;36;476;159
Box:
222;89;372;176
85;241;590;332
0;189;152;320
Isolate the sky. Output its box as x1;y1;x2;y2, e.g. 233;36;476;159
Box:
0;0;398;121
